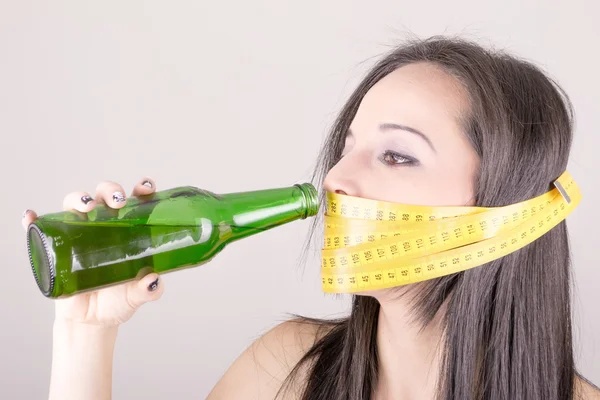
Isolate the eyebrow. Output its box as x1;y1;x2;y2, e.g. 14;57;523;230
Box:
379;123;437;153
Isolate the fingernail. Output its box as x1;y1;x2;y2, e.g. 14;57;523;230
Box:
22;209;30;218
112;192;126;203
81;195;94;205
142;180;153;188
148;277;160;292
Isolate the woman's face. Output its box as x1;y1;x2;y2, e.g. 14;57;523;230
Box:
324;62;479;208
323;62;480;297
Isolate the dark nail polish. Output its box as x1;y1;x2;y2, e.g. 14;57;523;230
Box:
81;195;93;205
142;180;153;188
112;192;125;203
148;278;159;291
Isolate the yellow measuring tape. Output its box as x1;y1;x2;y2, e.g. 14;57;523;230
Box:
321;170;582;293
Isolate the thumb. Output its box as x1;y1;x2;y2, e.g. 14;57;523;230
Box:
127;273;165;309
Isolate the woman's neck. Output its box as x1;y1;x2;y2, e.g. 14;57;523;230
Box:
372;289;446;400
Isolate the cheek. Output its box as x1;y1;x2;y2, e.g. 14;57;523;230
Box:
424;173;476;206
363;168;476;207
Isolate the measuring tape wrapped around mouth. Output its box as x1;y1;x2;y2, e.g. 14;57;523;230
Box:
321;170;582;293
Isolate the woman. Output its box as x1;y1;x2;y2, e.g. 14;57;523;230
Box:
22;36;599;399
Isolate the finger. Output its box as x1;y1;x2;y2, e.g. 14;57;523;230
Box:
62;191;97;213
131;177;156;197
21;209;38;231
95;181;127;209
127;273;164;309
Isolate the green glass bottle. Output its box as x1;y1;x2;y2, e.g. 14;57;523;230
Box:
26;183;319;298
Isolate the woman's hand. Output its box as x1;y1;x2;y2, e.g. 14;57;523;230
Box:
22;177;165;326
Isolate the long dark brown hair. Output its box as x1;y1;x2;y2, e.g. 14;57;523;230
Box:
279;36;585;399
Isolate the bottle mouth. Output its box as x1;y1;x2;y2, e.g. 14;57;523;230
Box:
295;183;320;218
27;224;55;297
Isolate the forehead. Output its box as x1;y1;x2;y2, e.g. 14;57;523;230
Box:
352;62;470;134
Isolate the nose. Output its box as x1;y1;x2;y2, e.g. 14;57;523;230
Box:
323;157;362;198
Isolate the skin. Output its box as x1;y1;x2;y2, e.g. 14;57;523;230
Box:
22;62;599;400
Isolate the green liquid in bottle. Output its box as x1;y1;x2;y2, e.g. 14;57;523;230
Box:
26;183;319;298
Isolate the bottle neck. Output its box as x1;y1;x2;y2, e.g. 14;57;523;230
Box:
221;183;319;243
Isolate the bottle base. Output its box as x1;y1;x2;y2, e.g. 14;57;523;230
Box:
27;224;55;297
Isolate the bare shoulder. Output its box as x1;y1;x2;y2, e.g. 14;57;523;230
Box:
207;318;331;400
575;375;600;400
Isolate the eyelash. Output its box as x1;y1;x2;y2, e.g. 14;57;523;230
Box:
380;150;418;166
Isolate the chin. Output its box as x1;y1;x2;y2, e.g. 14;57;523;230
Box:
352;285;414;302
353;288;395;299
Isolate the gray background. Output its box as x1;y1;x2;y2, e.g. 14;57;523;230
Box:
0;1;598;398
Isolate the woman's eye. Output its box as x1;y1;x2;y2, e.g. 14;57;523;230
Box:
380;151;417;166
